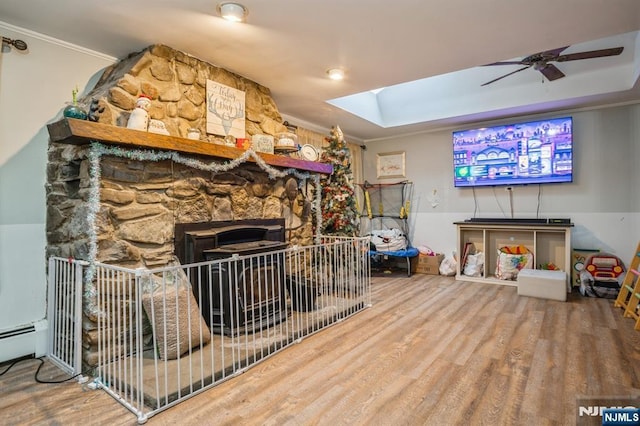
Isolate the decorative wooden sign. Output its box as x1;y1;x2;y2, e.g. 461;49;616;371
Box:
206;80;246;139
252;134;275;154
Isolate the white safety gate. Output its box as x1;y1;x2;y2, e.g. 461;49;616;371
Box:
47;257;86;375
48;236;371;423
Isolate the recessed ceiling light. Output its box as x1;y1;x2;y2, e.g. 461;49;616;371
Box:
217;2;248;23
327;68;345;81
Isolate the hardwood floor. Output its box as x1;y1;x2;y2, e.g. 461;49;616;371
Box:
2;274;639;425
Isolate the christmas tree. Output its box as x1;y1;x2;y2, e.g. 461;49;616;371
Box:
319;125;359;236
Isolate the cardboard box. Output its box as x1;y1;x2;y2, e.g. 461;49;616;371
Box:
571;248;600;287
414;253;444;275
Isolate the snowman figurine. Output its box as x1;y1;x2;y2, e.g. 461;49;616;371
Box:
126;95;152;131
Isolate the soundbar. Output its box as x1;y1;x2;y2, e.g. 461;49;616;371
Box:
464;218;570;224
465;218;547;224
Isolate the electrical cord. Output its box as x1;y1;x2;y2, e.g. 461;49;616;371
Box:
536;184;542;218
472;186;478;218
0;355;33;376
34;357;90;384
0;356;90;384
492;186;508;218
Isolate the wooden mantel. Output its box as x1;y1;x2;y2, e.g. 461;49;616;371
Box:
47;118;333;174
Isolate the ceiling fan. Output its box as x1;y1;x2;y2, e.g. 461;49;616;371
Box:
481;45;624;86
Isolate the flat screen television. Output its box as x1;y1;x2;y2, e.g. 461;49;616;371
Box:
453;116;573;188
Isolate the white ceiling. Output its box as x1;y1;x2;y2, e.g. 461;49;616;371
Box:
1;0;640;142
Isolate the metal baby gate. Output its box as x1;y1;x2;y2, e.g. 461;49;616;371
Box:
47;236;371;423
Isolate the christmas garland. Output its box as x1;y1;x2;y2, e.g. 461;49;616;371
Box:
83;141;322;317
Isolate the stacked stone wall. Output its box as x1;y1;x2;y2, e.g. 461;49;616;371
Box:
79;44;288;141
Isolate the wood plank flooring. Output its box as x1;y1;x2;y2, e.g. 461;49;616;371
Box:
1;274;639;425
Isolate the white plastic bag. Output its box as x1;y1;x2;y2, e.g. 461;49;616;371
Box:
439;252;457;276
463;252;484;277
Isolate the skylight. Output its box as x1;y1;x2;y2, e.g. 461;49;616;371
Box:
327;31;640;129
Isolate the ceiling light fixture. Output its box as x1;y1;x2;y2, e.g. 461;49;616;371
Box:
327;68;345;81
217;2;248;23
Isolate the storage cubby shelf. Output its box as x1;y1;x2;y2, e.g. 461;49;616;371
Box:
455;221;573;287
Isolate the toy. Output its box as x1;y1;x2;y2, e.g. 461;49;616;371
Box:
540;262;560;270
585;253;624;280
579;252;626;298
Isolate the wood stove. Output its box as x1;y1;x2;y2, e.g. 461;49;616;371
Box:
175;219;289;335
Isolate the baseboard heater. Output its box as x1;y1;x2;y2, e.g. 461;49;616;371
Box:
0;320;47;364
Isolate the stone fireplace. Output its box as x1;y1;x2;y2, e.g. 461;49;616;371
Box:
44;43;332;366
46;130;328;364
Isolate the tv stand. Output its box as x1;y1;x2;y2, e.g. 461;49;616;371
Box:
454;221;573;288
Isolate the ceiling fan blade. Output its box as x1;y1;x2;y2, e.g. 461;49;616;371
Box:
483;61;526;66
481;66;531;86
539;46;570;58
555;47;624;62
538;63;565;81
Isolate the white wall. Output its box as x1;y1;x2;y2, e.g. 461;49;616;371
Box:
0;22;114;351
363;105;640;260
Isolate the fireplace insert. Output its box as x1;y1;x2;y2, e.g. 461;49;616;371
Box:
175;219;289;335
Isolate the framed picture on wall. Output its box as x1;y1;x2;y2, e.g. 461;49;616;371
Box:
377;151;406;179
